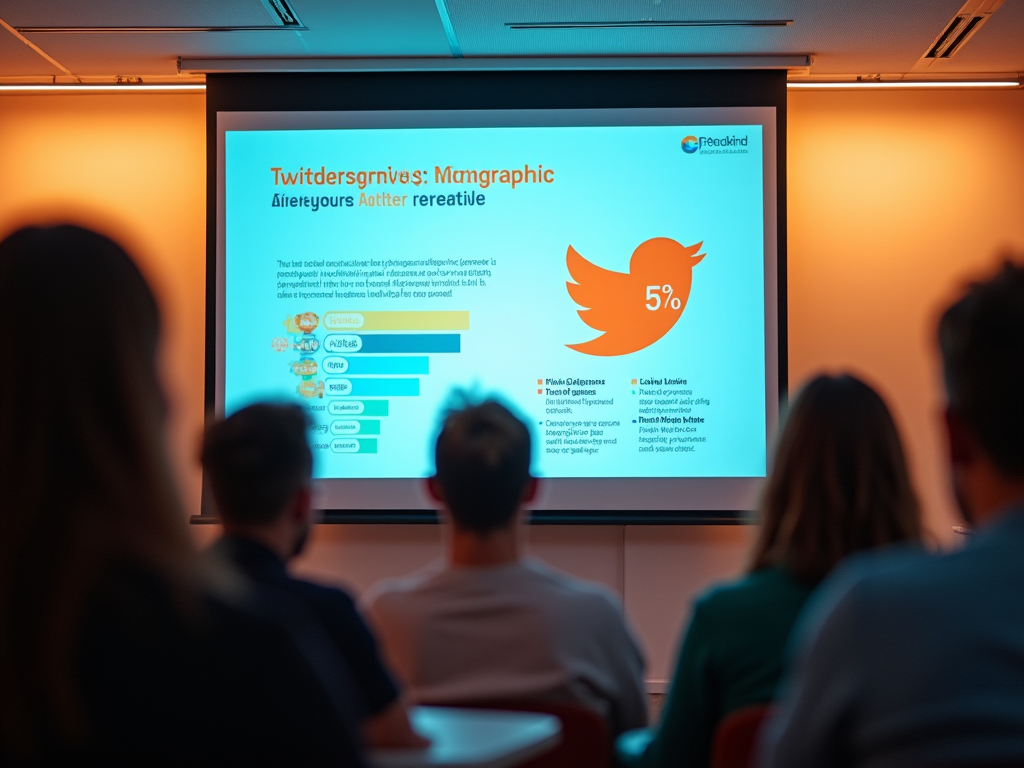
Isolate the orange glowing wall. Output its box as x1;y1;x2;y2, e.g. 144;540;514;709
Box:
2;89;1021;539
0;93;208;511
2;88;1023;680
787;89;1024;541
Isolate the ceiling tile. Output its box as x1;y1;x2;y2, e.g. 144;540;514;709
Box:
2;0;275;28
21;31;309;76
444;0;1003;75
16;0;453;76
4;0;1022;77
0;26;63;76
923;0;1024;73
287;0;453;56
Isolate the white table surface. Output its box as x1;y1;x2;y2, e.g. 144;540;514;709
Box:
370;706;562;768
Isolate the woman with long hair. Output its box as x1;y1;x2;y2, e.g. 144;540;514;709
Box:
619;373;922;768
0;225;363;766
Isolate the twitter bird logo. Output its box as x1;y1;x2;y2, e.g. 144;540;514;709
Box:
566;237;706;356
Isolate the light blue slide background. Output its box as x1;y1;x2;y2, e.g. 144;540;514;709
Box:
225;123;766;479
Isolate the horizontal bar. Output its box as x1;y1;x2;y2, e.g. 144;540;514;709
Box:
788;80;1020;89
324;356;429;375
507;20;793;29
327;399;389;416
324;310;469;332
330;418;381;436
19;26;307;33
356;334;459;354
329;437;377;454
0;84;206;93
190;509;753;525
179;55;811;74
327;378;420;397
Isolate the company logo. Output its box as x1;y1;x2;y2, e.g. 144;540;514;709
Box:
682;134;750;155
564;237;706;356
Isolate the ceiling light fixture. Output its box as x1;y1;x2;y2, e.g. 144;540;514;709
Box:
0;84;205;93
14;26;306;33
507;19;793;30
787;80;1019;89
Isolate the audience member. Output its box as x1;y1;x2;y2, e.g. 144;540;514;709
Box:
759;261;1024;767
201;402;426;748
619;374;922;768
0;225;364;766
366;397;647;735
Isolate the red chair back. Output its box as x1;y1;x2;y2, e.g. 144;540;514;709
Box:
429;701;611;768
710;705;771;768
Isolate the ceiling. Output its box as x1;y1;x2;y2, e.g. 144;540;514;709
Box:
0;0;1022;82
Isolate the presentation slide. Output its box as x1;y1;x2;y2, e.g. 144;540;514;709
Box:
217;108;777;512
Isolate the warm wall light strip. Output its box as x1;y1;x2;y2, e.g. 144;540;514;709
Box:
0;84;205;93
507;19;793;29
788;80;1019;89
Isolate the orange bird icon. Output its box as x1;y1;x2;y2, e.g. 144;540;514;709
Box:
566;237;706;356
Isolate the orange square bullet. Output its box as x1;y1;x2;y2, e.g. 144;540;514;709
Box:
537;379;543;385
537;388;543;394
631;378;638;385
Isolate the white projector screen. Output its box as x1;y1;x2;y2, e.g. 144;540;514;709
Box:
214;106;779;519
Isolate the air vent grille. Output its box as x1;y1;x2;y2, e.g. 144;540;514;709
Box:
267;0;301;27
925;14;970;58
940;15;983;57
917;0;1005;66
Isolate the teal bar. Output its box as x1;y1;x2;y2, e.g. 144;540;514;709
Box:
354;419;381;435
326;379;419;397
349;378;419;397
343;356;428;375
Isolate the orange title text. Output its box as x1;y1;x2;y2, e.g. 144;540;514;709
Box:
270;164;555;190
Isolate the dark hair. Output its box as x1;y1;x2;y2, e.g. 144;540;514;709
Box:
434;397;532;534
201;403;313;524
0;224;193;752
938;260;1024;479
749;374;922;584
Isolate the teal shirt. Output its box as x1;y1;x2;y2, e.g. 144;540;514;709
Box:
623;566;814;768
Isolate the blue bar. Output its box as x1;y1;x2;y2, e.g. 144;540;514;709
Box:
328;378;420;397
343;356;429;375
356;334;460;354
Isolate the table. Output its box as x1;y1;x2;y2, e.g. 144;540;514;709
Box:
370;706;562;768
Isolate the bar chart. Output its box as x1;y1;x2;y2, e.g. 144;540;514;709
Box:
291;310;469;456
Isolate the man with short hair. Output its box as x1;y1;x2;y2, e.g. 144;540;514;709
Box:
201;403;425;749
366;399;648;735
760;261;1024;767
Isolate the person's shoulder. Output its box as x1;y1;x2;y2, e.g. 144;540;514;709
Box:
827;542;964;603
364;559;447;611
789;543;934;648
699;566;808;610
520;559;625;616
286;573;360;614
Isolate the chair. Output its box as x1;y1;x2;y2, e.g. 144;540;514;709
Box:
710;704;771;768
428;700;612;768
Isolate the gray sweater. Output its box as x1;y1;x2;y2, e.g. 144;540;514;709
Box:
366;558;648;735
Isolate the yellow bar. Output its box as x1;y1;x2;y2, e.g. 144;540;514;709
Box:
323;311;469;331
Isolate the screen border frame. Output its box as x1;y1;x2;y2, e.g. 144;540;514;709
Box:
201;69;788;525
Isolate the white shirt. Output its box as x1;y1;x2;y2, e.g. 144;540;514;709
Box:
366;558;648;735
